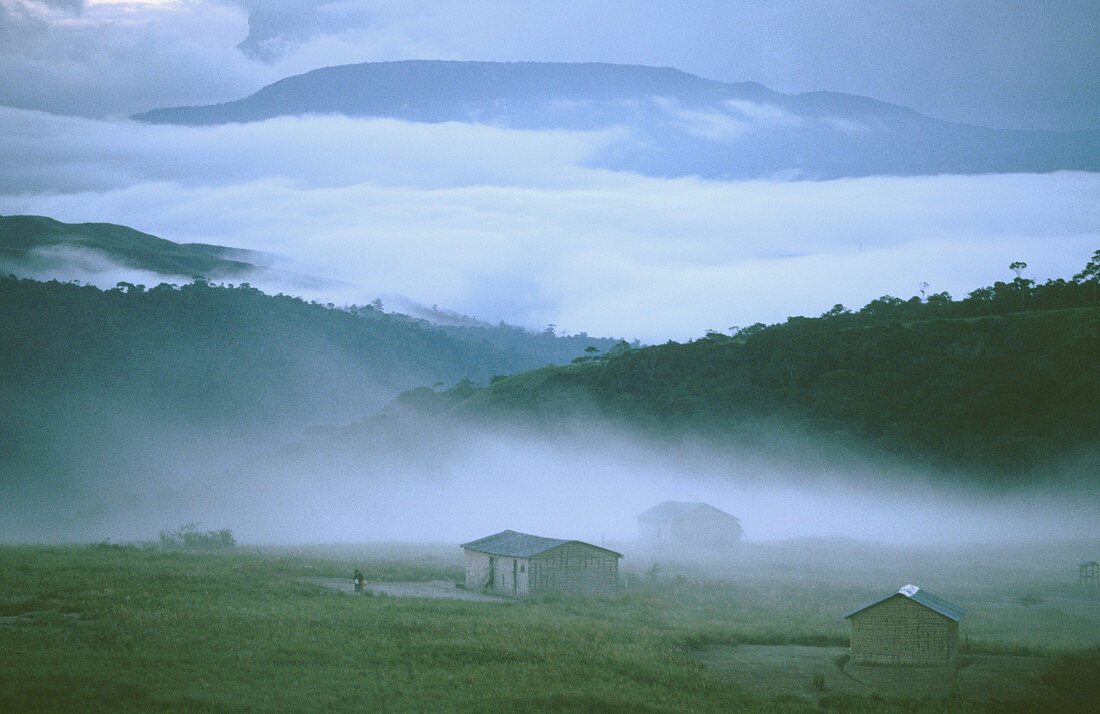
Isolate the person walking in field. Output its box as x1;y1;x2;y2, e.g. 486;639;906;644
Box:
354;569;365;593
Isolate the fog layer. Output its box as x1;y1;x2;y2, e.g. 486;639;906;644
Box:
4;411;1095;546
1;108;1096;342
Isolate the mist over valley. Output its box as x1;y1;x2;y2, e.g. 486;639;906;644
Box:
1;62;1098;544
1;241;1097;546
2;5;1099;709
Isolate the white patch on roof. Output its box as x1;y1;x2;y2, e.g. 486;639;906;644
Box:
898;584;920;597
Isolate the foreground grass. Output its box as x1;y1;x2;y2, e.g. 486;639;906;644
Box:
1;543;1097;712
621;538;1100;655
0;546;754;713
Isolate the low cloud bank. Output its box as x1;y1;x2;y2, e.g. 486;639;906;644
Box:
4;415;1095;546
1;110;1096;341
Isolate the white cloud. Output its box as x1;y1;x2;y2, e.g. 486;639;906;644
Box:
2;107;1096;342
0;108;619;192
724;100;804;128
46;415;1100;544
0;0;265;116
652;97;752;141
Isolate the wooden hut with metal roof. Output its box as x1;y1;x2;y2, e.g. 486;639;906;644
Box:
460;530;622;597
844;584;967;665
636;501;744;549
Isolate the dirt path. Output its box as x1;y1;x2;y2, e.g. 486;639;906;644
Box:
310;578;508;602
695;644;1051;704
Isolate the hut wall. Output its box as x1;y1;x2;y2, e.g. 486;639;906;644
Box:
639;513;742;548
516;558;529;594
849;596;959;665
464;551;530;595
674;511;742;547
527;542;620;596
464;549;492;591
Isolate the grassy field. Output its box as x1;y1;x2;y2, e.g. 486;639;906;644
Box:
1;539;1097;712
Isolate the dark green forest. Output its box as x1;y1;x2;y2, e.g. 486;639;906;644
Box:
0;275;618;533
0;215;262;279
0;275;615;430
407;253;1100;485
1;249;1098;530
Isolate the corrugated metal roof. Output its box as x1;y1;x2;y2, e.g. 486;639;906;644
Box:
844;584;967;622
636;501;740;522
460;529;622;558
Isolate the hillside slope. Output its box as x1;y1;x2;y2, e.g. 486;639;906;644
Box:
0;215;265;279
3;259;1097;538
0;276;617;430
408;266;1100;484
0;213;619;357
0;274;621;538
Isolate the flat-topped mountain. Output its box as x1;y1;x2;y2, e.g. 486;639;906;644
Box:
137;61;780;126
135;60;1099;179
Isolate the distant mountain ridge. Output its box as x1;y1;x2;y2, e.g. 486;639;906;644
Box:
137;61;781;126
135;60;1100;179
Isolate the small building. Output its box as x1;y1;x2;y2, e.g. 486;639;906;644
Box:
844;584;967;666
636;501;744;549
461;529;622;597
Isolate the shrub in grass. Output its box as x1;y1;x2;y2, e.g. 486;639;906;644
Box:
1038;648;1100;711
159;523;236;551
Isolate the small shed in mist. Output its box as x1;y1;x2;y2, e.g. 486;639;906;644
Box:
636;501;743;549
461;530;622;597
845;584;966;666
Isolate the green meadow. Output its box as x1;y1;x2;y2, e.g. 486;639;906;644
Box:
1;540;1097;712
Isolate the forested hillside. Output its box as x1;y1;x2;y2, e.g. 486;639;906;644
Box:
0;215;264;279
0;276;614;430
408;254;1100;484
0;214;624;369
0;275;623;535
3;252;1097;541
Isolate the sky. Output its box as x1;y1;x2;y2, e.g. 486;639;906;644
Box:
0;0;1097;343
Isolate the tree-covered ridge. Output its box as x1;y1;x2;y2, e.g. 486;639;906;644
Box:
0;214;263;279
0;276;616;430
417;253;1100;483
